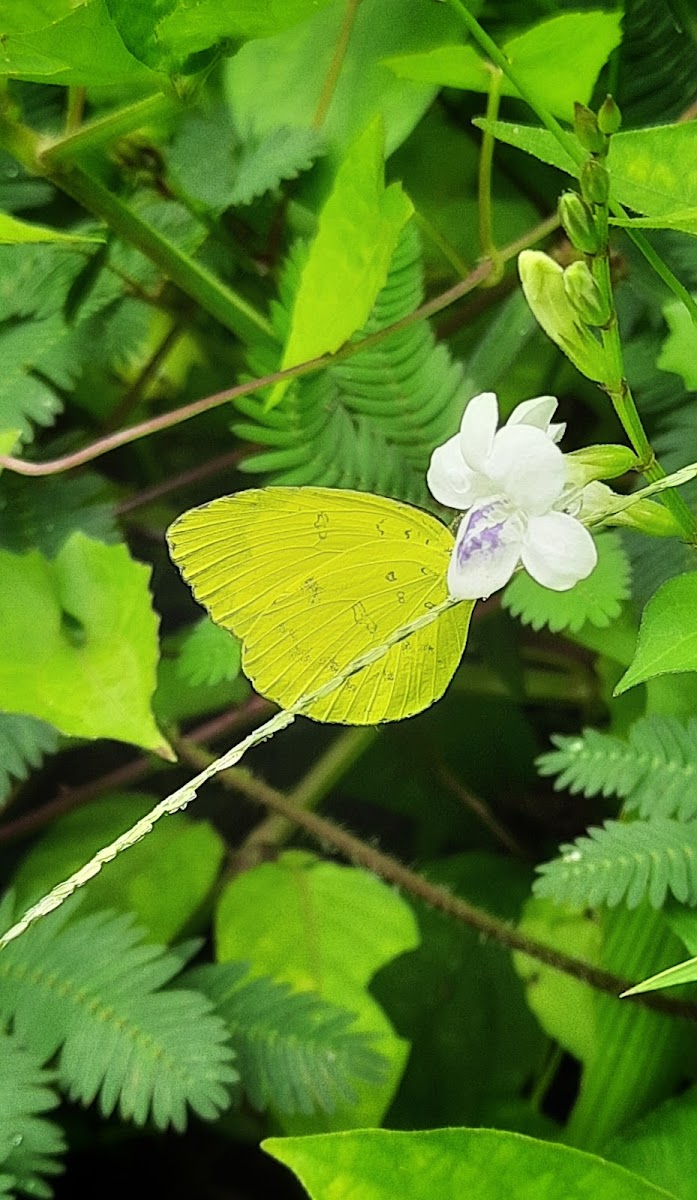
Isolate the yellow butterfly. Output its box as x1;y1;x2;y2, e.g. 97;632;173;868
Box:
168;488;473;724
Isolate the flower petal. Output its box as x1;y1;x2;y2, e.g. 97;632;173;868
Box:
487;425;566;515
427;435;476;509
459;392;499;472
507;395;558;432
448;502;524;600
521;511;598;591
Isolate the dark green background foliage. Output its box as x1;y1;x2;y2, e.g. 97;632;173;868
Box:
1;0;697;1197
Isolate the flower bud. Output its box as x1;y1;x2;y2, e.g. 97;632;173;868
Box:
573;103;606;154
518;250;610;385
581;159;610;206
565;444;639;485
597;95;621;136
559;192;601;255
563;261;612;326
604;498;682;537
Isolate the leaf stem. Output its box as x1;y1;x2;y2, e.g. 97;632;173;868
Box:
312;0;363;130
41;93;173;167
477;67;504;282
64;86;86;137
0;212;560;477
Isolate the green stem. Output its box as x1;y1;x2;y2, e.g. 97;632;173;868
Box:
0;110;275;347
41;93;173;167
413;210;472;279
312;0;363;129
477;67;504;281
446;0;697;323
64;86;86;136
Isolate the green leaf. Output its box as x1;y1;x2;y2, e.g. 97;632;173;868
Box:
537;716;697;821
225;0;466;163
237;223;468;505
372;854;546;1128
0;713;58;807
0;314;67;447
503;532;631;634
270;118;413;405
0;533;170;755
658;297;697;388
229;126;325;206
11;792;225;943
188;961;387;1117
176;616;241;688
0;1030;64;1198
0;896;237;1130
263;1128;679;1200
477;120;697;223
0;0;154;85
623;953;697;995
513;897;600;1064
385;11;622;121
0;471;118;557
611;209;697;236
616;574;697;694
609;1084;697;1200
534;818;697;909
214;850;419;1131
0;212;104;246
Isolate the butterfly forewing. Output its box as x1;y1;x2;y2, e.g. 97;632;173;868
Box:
168;488;472;724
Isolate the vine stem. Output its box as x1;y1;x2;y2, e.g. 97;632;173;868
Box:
165;737;697;1023
477;66;504;282
0;212;559;477
312;0;363;129
0;598;461;949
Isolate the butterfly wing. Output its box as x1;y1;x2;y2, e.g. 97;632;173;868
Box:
168;488;472;724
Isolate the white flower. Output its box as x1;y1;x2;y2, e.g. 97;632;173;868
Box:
427;392;598;600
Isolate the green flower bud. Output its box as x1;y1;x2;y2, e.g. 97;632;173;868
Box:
581;159;610;206
565;444;639;485
573;102;606;155
597;94;621;136
563;261;612;326
518;250;610;385
559;192;601;255
606;498;682;538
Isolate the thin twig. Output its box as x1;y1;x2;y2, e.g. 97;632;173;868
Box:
0;213;560;478
116;449;246;514
0;696;273;845
179;738;697;1023
312;0;363;129
435;762;530;860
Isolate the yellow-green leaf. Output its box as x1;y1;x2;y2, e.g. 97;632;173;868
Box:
615;574;697;695
0;212;105;245
385;11;622;122
0;533;170;755
167;487;473;725
269;117;413;406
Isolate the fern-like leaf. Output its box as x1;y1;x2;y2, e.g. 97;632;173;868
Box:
0;898;237;1132
534;818;697;909
503;531;631;633
538;716;697;821
0;1031;64;1198
176;617;241;688
188;962;387;1116
0;715;59;808
234;223;469;506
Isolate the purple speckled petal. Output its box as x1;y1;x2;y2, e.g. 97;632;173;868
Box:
447;502;525;600
522;511;598;591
